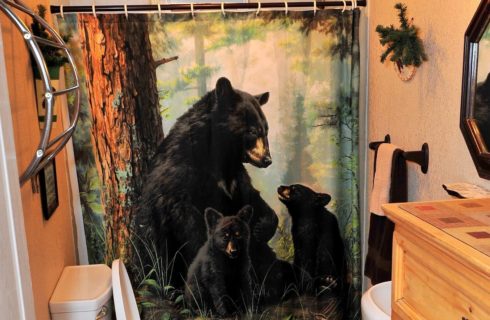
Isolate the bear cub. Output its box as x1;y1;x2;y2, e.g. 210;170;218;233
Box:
185;205;254;317
277;184;345;294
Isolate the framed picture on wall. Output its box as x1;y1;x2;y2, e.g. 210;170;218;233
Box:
39;159;59;220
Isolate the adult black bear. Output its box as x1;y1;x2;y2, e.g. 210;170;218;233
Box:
277;184;346;295
134;77;290;301
185;206;253;317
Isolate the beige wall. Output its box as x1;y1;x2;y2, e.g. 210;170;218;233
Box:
1;1;77;319
368;0;488;201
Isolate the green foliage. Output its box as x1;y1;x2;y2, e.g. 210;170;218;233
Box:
376;3;428;67
181;64;218;84
31;5;72;68
207;21;265;51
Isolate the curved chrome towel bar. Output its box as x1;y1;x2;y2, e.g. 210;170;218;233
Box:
0;0;80;185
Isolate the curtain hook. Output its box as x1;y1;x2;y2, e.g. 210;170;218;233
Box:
124;3;128;19
342;0;346;13
256;1;261;17
157;0;162;18
313;0;317;16
221;2;226;17
60;4;64;19
284;1;288;16
351;0;356;10
190;3;195;19
92;0;97;17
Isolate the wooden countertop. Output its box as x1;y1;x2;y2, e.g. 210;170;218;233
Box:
383;199;490;279
383;199;490;319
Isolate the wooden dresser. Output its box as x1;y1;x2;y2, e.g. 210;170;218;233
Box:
383;199;490;320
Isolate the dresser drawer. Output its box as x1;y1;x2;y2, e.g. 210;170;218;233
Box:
392;227;490;320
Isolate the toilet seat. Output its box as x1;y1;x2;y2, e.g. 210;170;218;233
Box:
112;259;140;320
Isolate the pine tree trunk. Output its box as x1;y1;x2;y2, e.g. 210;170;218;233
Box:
195;32;206;96
78;14;164;262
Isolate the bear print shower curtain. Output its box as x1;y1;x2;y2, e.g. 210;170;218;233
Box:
60;8;361;319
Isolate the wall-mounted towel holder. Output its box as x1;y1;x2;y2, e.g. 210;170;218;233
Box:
369;134;429;174
0;0;81;185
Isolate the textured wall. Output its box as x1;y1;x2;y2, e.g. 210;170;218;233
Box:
368;0;488;201
0;1;77;319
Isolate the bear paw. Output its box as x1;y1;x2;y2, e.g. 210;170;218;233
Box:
317;275;338;295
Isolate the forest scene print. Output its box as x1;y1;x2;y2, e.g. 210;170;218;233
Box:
59;8;361;320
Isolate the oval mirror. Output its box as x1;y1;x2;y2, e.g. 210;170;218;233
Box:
461;0;490;178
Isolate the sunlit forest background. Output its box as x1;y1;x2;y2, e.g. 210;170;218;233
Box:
59;9;361;319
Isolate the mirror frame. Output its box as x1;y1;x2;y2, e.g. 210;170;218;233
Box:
461;0;490;179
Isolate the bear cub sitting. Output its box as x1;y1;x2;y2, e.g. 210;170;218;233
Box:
277;184;345;295
185;205;254;317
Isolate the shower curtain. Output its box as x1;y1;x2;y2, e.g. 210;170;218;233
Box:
60;8;361;319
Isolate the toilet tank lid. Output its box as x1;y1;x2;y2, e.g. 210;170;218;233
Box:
49;264;112;314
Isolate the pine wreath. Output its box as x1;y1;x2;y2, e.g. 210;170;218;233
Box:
376;3;427;69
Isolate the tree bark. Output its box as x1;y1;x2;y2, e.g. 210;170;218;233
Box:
78;14;164;262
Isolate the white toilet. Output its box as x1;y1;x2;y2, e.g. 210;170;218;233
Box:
361;281;392;320
49;259;140;320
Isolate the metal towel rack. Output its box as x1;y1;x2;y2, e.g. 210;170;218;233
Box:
0;0;80;185
369;134;429;174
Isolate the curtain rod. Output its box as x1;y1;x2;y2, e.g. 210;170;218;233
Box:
50;1;366;14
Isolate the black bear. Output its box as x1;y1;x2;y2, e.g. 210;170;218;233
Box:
134;77;291;302
185;206;253;317
277;184;346;295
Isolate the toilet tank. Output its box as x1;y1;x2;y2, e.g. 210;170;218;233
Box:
49;264;113;320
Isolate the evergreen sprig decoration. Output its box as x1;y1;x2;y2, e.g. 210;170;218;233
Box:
31;5;71;68
376;3;427;68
